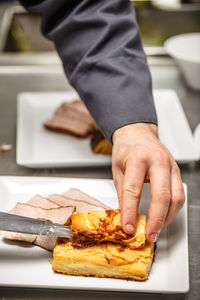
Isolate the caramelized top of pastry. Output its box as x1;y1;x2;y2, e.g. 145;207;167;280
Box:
71;209;146;249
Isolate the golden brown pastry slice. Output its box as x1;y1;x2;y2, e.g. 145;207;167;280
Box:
90;129;112;155
51;239;154;281
71;209;146;249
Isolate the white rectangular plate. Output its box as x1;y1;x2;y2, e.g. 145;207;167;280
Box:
0;176;189;293
16;89;198;168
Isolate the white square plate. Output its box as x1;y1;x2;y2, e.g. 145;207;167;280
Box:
0;176;189;293
16;89;199;168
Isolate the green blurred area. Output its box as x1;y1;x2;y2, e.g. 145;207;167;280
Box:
132;1;200;47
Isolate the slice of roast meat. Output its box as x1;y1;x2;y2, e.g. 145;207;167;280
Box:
34;236;58;251
0;229;36;243
63;188;110;209
28;195;59;209
48;194;106;213
9;203;75;223
55;101;92;121
44;99;95;137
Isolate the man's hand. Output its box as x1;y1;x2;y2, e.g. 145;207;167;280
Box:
112;123;185;242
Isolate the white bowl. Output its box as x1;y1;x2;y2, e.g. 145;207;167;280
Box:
164;33;200;90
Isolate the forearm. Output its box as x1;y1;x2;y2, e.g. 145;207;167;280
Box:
20;0;157;142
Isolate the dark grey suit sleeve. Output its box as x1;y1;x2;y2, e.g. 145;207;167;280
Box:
20;0;157;142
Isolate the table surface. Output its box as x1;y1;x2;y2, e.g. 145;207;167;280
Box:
0;56;199;300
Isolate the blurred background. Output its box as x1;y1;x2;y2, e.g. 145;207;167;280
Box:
0;0;199;54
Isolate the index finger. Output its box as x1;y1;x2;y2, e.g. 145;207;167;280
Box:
121;155;148;234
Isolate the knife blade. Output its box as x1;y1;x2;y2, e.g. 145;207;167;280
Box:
0;211;72;238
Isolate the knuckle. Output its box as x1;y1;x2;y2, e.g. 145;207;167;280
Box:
112;147;125;164
172;164;181;175
123;184;141;200
112;158;122;169
125;206;138;218
156;150;170;168
112;157;118;169
134;148;149;164
153;217;165;230
154;188;171;204
173;195;185;209
112;157;124;171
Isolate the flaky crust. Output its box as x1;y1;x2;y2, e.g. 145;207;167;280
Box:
51;239;154;281
71;209;146;249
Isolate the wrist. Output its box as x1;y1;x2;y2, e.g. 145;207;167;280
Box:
112;123;158;144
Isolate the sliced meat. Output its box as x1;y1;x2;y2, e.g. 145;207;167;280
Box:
54;100;92;119
28;195;59;209
63;188;110;209
55;101;92;122
0;230;36;243
44;117;93;137
0;203;75;250
9;203;75;224
65;100;91;115
34;236;58;251
44;100;95;137
47;194;106;213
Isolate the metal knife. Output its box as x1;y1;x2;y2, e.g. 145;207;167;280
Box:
0;212;72;238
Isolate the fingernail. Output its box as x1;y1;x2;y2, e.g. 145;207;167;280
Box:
150;232;158;242
125;224;134;233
